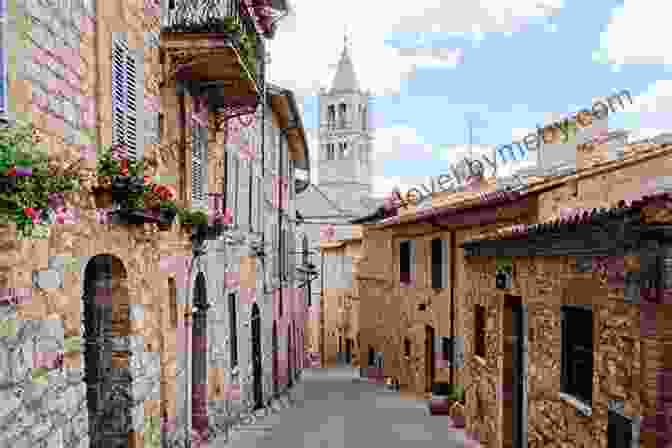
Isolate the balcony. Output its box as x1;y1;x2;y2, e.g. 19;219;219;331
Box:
320;120;355;132
161;0;269;118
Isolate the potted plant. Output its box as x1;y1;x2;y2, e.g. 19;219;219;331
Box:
447;384;466;428
95;144;145;208
0;122;79;239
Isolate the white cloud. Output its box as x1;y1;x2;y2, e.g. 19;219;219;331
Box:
267;0;565;96
602;0;672;66
616;80;672;139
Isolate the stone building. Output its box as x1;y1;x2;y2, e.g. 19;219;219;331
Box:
0;1;309;447
355;133;672;394
460;193;672;448
355;133;672;446
317;225;363;367
296;35;380;367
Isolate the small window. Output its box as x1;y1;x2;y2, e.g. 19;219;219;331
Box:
431;238;446;289
608;410;633;448
168;277;177;327
158;112;164;141
399;240;413;284
474;304;486;358
442;337;451;363
561;305;593;405
326;144;335;160
404;338;411;357
228;293;238;368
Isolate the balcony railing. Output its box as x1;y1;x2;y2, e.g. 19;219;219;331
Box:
163;0;257;36
321;120;354;131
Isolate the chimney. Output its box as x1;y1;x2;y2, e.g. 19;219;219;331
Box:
576;130;629;170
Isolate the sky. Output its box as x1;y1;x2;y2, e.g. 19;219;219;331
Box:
265;0;672;198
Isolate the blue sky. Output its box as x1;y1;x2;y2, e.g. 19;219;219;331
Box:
269;0;671;196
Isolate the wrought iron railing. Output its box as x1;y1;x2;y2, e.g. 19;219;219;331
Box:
163;0;256;35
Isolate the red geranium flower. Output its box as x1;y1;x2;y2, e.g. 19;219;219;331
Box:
23;208;37;219
6;166;16;176
120;159;129;176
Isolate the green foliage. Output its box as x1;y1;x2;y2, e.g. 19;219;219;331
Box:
31;367;49;385
238;31;258;81
0;319;16;337
160;200;178;211
144;416;161;448
64;336;82;353
96;146;120;178
221;15;241;34
447;384;465;402
0;123;78;237
0;122;36;175
178;208;208;225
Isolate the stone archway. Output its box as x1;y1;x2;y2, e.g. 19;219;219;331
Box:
191;272;209;437
83;254;132;448
251;303;263;409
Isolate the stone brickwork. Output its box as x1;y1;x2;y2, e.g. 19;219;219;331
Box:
460;253;659;448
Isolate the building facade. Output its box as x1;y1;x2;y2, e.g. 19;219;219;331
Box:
318;226;363;367
296;36;379;367
355;136;672;446
0;1;309;447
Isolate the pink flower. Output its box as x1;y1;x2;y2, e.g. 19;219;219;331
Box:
320;225;335;241
95;208;110;224
221;208;233;225
55;207;77;225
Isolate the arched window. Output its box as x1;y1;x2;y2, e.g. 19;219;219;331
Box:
228;293;238;368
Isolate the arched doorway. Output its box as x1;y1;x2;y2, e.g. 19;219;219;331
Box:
287;324;293;388
83;254;132;448
192;273;209;437
425;325;436;393
251;303;263;409
272;321;278;395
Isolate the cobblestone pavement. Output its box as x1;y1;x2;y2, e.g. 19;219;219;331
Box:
211;366;481;447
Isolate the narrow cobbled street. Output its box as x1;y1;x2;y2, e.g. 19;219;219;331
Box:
214;367;480;447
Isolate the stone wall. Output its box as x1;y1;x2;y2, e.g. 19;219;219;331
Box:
460;253;655;448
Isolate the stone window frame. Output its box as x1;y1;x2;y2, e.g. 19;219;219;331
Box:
560;304;594;410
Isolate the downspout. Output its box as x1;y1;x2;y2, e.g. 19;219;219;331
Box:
449;231;456;390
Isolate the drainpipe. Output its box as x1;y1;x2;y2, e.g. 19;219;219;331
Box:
449;232;456;390
278;127;284;383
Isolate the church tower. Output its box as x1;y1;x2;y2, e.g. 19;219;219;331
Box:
317;34;374;212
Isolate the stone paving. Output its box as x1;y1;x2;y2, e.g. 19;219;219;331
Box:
211;366;481;447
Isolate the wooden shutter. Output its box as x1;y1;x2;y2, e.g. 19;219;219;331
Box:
112;36;127;151
191;123;205;208
125;47;139;160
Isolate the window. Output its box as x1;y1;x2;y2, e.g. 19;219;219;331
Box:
338;103;346;128
112;35;140;160
561;305;593;405
474;304;486;358
362;106;367;131
404;338;411;358
228;293;238;368
442;337;451;364
339;142;350;159
326;144;335;160
158;113;164;141
399;240;414;284
431;238;447;289
168;277;177;327
327;105;335;126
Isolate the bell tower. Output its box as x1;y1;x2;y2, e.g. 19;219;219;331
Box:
317;33;373;212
